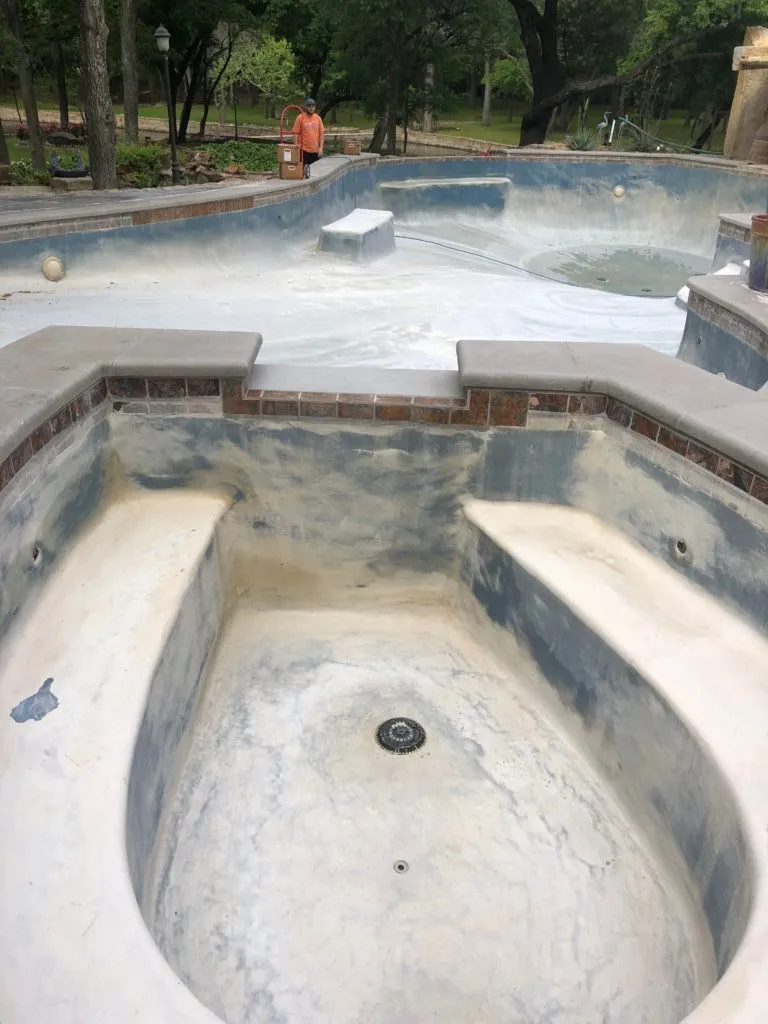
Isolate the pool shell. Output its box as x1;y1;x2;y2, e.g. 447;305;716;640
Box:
0;322;767;1021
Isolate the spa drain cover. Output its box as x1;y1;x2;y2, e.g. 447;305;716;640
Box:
376;718;426;754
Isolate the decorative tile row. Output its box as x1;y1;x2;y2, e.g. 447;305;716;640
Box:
687;291;766;355
718;220;751;243
0;379;107;496
605;396;763;499
220;384;609;426
132;195;253;226
107;376;221;399
3;376;768;515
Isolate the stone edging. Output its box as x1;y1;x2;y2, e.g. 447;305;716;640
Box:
0;155;377;242
3;149;767;246
718;215;752;243
6;370;766;508
687;291;768;357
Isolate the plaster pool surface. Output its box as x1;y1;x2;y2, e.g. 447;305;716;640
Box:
147;598;713;1024
0;207;688;368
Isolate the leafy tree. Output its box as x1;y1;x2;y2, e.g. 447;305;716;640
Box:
508;0;768;145
0;0;45;169
265;0;337;101
213;33;296;119
487;55;531;119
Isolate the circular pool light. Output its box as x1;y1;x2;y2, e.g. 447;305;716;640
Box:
42;256;65;282
613;185;626;199
376;717;426;754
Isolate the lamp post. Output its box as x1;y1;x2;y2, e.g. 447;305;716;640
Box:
154;25;180;185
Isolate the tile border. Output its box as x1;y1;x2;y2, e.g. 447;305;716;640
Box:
5;374;768;513
0;379;107;497
687;291;768;357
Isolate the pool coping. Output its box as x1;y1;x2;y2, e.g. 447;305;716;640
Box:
2;150;768;244
4;327;768;510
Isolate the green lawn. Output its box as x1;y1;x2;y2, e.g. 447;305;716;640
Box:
4;95;723;155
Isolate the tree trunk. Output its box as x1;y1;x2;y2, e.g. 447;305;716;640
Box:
422;63;434;132
1;0;46;170
177;40;205;143
482;56;492;127
693;109;726;151
79;0;117;188
376;64;400;155
510;0;568;145
54;42;69;128
370;116;386;152
0;116;10;165
120;0;139;142
468;69;477;108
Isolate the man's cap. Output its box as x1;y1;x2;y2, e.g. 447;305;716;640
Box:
305;98;316;105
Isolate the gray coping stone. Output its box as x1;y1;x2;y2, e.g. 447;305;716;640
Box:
720;212;753;232
250;363;462;398
0;155;377;232
457;338;768;474
0;325;261;464
687;274;768;336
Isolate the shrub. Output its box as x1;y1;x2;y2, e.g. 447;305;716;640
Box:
201;140;278;173
115;142;165;188
10;160;49;185
16;121;85;140
567;129;597;151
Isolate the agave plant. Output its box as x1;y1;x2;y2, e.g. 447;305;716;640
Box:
567;129;597;151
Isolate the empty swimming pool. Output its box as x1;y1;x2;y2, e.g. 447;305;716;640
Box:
0;153;763;367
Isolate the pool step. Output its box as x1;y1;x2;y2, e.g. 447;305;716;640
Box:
380;176;510;214
319;207;395;260
462;499;768;992
0;490;227;1024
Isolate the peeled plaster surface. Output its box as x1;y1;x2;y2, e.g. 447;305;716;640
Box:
464;500;768;1024
0;489;227;1024
148;589;711;1024
0;203;687;368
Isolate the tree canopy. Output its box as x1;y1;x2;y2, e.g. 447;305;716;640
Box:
0;0;764;160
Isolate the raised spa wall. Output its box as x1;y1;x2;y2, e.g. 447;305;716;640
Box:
2;322;768;1021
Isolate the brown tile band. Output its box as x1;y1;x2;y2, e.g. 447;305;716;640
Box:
3;377;768;514
687;291;768;358
718;219;751;243
0;379;107;497
131;195;254;226
219;381;768;505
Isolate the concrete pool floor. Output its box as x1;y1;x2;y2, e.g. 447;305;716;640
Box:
147;595;714;1024
0;213;688;368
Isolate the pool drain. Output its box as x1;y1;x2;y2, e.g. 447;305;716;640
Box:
376;717;426;754
393;860;409;874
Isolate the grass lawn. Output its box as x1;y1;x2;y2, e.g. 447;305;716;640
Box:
4;95;724;158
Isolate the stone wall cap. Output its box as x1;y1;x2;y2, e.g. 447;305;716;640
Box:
688;274;768;337
457;338;768;474
0;154;378;233
720;212;753;231
0;325;261;463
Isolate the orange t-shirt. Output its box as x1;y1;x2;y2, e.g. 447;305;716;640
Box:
292;112;325;153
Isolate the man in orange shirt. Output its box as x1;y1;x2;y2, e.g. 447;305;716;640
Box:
293;98;325;178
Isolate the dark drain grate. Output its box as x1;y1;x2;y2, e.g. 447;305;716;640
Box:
376;718;426;754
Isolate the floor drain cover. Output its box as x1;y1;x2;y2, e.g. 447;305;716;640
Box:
376;718;426;754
